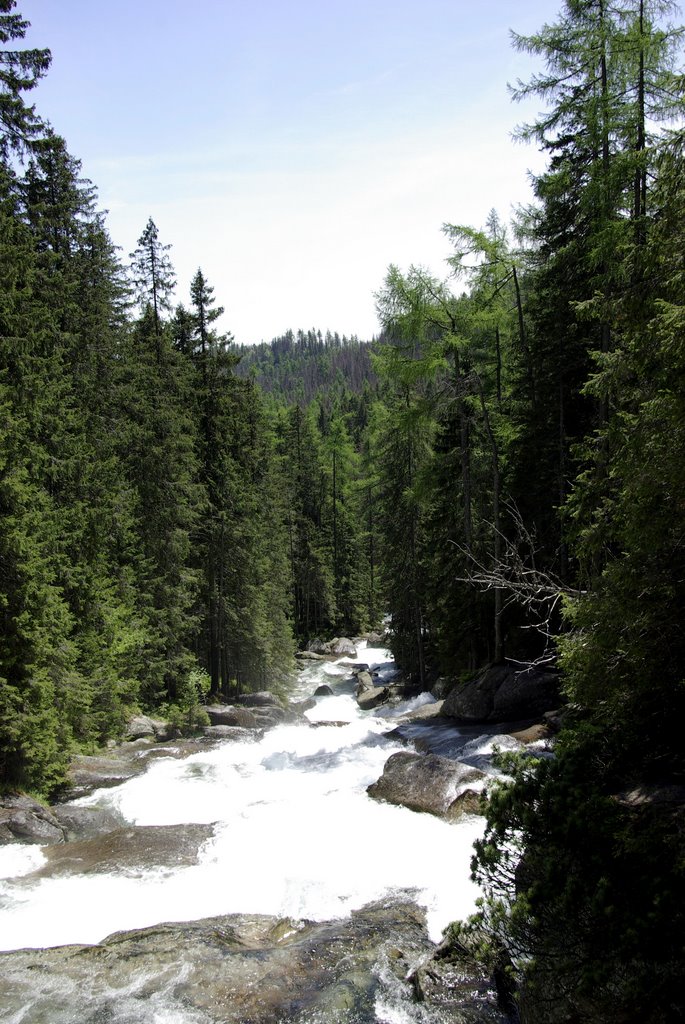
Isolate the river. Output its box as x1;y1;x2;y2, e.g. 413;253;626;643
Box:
0;643;502;1022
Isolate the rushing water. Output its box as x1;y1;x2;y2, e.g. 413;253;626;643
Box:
0;644;486;954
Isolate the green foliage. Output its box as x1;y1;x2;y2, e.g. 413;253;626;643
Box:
162;668;211;734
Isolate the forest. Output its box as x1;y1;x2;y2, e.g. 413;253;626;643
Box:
1;0;684;1020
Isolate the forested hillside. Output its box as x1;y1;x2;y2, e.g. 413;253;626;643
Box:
1;1;685;1019
231;328;377;405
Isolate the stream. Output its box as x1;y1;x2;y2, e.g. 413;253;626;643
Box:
0;643;506;1023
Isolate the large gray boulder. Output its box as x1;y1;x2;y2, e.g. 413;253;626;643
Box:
441;663;562;723
367;751;486;821
355;671;375;694
50;804;126;843
0;794;65;846
203;705;260;729
328;637;357;657
357;686;390;711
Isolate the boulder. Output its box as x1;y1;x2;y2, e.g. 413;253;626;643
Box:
307;638;333;655
328;637;357;658
367;751;486;821
0;794;65;846
236;691;283;708
34;823;216;878
124;715;157;740
396;699;444;724
441;663;562;723
0;900;508;1023
509;722;553;744
65;753;146;801
202;725;260;742
364;631;386;645
291;698;317;714
314;684;334;697
203;705;260;729
357;686;390;710
355;671;375;694
295;650;327;662
249;705;298;728
431;677;456;700
50;804;126;842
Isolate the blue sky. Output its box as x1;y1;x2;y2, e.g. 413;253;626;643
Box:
21;0;563;344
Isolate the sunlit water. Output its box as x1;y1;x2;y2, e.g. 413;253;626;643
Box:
0;645;485;953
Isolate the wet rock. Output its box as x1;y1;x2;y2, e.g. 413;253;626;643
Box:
291;697;317;714
65;753;147;801
396;699;444;724
33;823;216;878
236;691;284;708
249;705;299;728
409;955;508;1021
357;686;390;710
295;650;327;661
50;804;126;842
203;704;260;729
441;662;561;723
338;660;369;673
0;900;503;1023
202;725;261;742
355;671;375;694
367;751;486;821
0;794;65;846
314;684;334;696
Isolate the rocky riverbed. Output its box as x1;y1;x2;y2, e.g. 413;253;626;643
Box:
0;640;557;1021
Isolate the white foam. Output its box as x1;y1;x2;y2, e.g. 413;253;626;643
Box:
0;643;483;951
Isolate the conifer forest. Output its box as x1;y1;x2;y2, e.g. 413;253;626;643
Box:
1;1;685;1020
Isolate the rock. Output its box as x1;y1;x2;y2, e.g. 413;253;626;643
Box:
612;783;685;811
249;705;299;728
355;671;375;694
431;677;456;700
509;722;553;744
33;823;216;878
50;804;126;842
203;704;260;729
291;698;317;714
336;659;368;672
365;631;386;645
328;637;357;657
396;700;444;724
408;952;507;1020
202;725;260;742
124;715;157;740
0;900;510;1023
236;691;284;708
0;794;65;846
295;650;327;661
307;637;333;655
493;666;561;721
65;754;146;801
357;686;390;710
441;662;562;723
367;751;486;821
314;684;334;696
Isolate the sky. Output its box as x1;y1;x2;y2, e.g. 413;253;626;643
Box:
19;0;563;345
